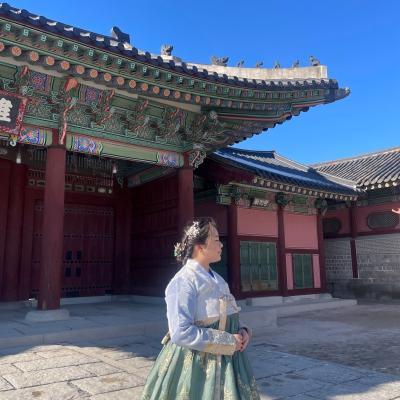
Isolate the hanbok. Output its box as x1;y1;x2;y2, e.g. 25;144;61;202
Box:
141;259;260;400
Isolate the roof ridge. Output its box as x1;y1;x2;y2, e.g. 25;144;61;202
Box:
311;146;400;167
230;147;311;172
315;170;358;188
212;150;358;195
227;147;276;155
0;3;345;90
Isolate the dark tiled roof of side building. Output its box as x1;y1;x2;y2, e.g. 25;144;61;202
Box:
312;147;400;190
211;147;358;196
0;3;341;91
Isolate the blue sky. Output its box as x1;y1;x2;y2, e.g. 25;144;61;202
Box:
7;0;400;164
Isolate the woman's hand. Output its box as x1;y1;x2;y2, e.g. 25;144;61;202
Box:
233;334;243;352
238;328;250;352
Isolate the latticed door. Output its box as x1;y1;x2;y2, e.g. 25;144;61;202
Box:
292;254;313;289
240;241;278;292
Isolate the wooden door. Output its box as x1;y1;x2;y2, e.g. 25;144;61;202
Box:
30;202;114;298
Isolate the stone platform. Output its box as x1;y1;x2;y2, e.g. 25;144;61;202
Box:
0;295;356;350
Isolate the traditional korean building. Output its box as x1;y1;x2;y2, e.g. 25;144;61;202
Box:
0;3;350;314
313;148;400;300
194;148;358;301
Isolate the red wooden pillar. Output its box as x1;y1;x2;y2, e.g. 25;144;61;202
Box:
177;167;194;233
113;180;132;294
0;160;11;300
37;144;66;310
18;188;38;300
317;210;327;291
228;203;241;298
2;163;27;301
277;206;288;296
349;203;358;278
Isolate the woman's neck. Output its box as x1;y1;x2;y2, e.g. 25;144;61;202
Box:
192;257;210;271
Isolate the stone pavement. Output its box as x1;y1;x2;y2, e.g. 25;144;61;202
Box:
0;303;400;399
254;303;400;376
0;335;399;400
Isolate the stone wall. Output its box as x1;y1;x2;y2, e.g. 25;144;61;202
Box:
324;239;353;297
324;234;400;299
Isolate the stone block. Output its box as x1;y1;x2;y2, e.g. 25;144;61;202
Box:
72;372;145;395
14;354;97;372
3;365;93;388
89;385;144;400
80;362;122;376
257;372;327;399
0;364;20;375
0;382;85;399
25;309;70;322
0;377;14;391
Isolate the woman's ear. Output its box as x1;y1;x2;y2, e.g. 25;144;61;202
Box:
193;243;205;255
192;244;200;257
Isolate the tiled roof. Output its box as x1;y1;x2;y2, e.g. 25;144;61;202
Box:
0;3;343;91
312;147;400;189
211;147;358;196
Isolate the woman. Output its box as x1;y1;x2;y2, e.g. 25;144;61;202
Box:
141;217;260;400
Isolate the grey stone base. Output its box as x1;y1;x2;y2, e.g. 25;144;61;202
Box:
25;308;70;322
329;279;400;301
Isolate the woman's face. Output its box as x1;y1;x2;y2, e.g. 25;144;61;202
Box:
200;225;223;264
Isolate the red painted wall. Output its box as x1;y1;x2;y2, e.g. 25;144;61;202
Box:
195;200;228;235
355;202;400;233
324;208;351;235
284;213;318;250
237;208;278;237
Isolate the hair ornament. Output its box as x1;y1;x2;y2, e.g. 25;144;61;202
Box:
174;242;184;258
185;221;201;240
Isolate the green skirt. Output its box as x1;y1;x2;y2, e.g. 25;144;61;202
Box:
141;313;260;400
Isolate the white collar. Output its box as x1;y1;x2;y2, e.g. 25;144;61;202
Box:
185;259;219;287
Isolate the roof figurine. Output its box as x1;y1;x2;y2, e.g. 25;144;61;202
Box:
161;44;173;56
237;60;245;68
274;60;281;69
110;26;130;44
309;55;320;66
292;60;300;68
210;56;229;66
255;61;263;68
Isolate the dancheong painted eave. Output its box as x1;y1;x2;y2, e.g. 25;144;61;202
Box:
0;4;349;98
0;2;349;154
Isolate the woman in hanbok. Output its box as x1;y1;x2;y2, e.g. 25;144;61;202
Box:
141;217;260;400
